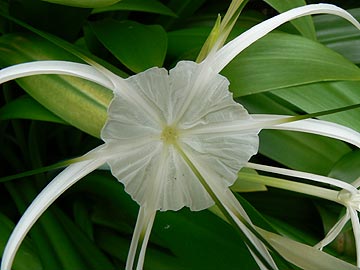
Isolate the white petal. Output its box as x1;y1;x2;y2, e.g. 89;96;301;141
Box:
252;115;360;148
315;210;350;250
208;4;360;73
180;131;258;188
246;162;358;194
258;228;359;270
182;149;277;269
0;152;106;270
104;140;213;211
126;206;156;270
170;61;253;130
349;208;360;267
101;61;259;211
0;61;115;90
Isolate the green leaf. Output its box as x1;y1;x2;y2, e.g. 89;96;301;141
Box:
40;0;121;8
329;150;360;183
263;0;316;40
90;19;167;73
315;8;360;64
0;95;67;124
0;33;112;138
259;130;351;175
0;212;43;270
221;33;360;97
92;0;177;17
272;81;360;132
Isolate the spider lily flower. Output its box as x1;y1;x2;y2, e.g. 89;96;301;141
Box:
1;3;360;270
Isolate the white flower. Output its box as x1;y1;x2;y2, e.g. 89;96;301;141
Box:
0;4;360;270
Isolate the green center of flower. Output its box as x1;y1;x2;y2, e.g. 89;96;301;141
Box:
161;126;178;145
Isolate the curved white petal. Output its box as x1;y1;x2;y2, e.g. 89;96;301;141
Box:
0;150;106;270
349;208;360;267
0;61;116;90
208;4;360;73
258;228;359;270
252;115;360;148
246;162;358;194
182;148;277;269
315;210;350;250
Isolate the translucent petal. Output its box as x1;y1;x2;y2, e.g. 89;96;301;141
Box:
181;132;258;187
252;115;360;148
0;61;115;90
247;162;358;194
209;4;360;73
171;61;253;129
0;153;106;270
104;141;212;211
258;228;359;270
102;61;259;211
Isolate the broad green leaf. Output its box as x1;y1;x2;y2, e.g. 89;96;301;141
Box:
258;228;358;270
259;130;351;175
272;81;360;132
167;27;210;61
221;33;360;97
40;0;120;8
92;0;176;17
90;19;167;73
0;33;112;138
0;95;66;124
0;212;43;270
315;8;360;64
329;150;360;183
238;93;352;175
263;0;316;40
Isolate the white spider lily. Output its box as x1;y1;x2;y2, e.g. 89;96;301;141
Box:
1;4;360;270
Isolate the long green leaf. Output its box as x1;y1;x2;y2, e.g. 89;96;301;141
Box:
221;32;360;97
0;95;66;124
0;33;112;137
315;8;360;64
263;0;316;40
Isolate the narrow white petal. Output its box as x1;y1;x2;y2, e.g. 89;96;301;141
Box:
246;162;358;194
126;206;156;270
0;151;106;270
252;115;360;148
0;61;115;90
208;4;360;73
314;210;350;250
182;148;277;269
258;228;359;270
349;208;360;267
